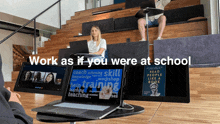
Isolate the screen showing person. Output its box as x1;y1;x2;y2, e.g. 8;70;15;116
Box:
22;71;33;81
44;72;57;84
16;64;66;91
67;69;123;100
32;71;46;83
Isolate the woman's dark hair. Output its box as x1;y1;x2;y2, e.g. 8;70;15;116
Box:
44;72;54;84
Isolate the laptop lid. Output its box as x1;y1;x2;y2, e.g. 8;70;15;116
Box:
14;62;70;96
125;0;155;9
62;65;125;105
69;40;88;53
58;40;88;65
140;0;155;9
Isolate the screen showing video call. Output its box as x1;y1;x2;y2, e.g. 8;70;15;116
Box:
67;69;123;100
17;64;66;91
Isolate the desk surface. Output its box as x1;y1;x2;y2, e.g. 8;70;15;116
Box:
5;67;220;124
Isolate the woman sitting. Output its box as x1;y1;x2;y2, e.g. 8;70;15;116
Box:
87;26;107;61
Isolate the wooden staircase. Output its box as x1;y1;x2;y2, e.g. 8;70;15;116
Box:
12;0;207;81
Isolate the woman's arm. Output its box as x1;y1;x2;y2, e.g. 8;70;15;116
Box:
90;48;105;55
90;39;107;55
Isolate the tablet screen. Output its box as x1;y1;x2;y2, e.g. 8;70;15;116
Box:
14;63;69;95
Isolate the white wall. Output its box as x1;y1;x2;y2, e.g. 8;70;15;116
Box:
0;29;33;81
201;0;218;34
101;0;114;7
210;0;218;34
61;0;85;25
86;0;113;9
0;0;85;28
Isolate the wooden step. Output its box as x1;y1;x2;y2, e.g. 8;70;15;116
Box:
36;21;207;63
73;3;126;19
12;71;19;81
46;21;208;47
71;0;199;21
164;0;200;10
55;0;201;40
57;24;82;34
64;1;201;30
66;7;140;26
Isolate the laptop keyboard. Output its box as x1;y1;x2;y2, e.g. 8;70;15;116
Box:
54;102;110;111
48;107;87;115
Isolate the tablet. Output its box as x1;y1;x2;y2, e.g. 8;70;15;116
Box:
14;62;70;96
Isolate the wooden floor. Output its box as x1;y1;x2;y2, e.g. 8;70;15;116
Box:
5;67;220;124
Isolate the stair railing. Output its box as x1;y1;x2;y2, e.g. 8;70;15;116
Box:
0;0;62;55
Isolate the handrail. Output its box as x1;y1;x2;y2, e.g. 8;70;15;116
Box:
0;0;61;45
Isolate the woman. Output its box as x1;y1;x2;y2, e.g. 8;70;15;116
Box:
87;26;107;60
44;73;55;84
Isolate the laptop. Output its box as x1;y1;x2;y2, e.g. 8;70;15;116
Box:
140;0;155;9
32;64;126;120
58;40;89;65
14;62;70;96
135;0;160;18
69;40;88;53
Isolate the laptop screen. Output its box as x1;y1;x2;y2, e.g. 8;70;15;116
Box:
14;62;69;95
64;65;124;104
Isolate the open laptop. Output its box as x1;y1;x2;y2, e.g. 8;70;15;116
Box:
32;64;126;120
58;40;89;65
69;40;88;52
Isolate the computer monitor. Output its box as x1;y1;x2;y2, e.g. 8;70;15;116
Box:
123;64;190;103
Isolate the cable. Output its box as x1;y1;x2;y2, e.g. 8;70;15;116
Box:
117;102;134;110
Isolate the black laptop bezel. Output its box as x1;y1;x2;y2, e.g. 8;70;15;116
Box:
62;64;125;105
123;64;190;103
14;62;71;96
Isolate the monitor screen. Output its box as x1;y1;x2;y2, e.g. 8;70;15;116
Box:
123;64;189;103
64;65;125;104
14;62;69;95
